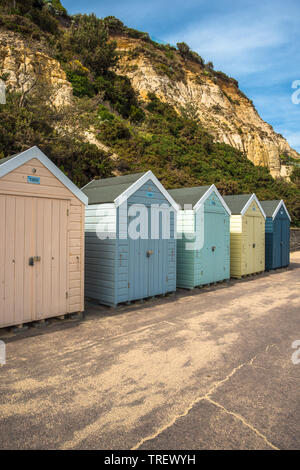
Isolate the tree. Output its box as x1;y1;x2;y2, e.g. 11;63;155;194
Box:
69;14;118;76
177;42;190;58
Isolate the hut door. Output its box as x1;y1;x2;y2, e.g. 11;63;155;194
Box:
148;206;169;296
128;206;150;301
35;198;69;319
273;217;284;268
0;195;68;327
253;217;263;273
280;219;290;267
245;216;254;274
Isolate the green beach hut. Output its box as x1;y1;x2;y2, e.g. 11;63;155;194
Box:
169;185;231;289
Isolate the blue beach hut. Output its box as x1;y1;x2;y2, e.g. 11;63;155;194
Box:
82;171;178;306
261;200;291;270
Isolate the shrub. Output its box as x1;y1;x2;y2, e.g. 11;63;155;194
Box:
98;104;115;122
66;71;95;98
129;105;145;123
69;14;118;76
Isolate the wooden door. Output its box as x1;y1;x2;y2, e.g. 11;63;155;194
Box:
128;206;149;301
0;195;69;327
281;219;290;267
244;216;254;275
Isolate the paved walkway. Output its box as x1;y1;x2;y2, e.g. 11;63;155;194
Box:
0;252;299;449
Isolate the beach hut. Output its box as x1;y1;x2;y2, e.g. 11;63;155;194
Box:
261;200;291;270
168;185;231;288
82;171;178;306
223;194;266;278
0;146;87;328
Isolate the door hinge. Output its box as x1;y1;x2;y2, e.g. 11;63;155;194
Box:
128;282;130;288
66;292;68;299
67;209;69;216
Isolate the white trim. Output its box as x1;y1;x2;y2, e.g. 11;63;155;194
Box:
241;193;266;219
81;178;95;190
272;200;291;222
193;184;231;215
114;170;180;210
0;146;88;205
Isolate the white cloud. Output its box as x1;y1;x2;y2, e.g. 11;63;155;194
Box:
163;2;299;76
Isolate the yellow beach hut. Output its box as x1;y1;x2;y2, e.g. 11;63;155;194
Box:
223;194;266;278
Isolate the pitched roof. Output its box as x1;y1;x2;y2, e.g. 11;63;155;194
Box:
260;200;282;218
82;173;145;204
261;200;291;221
168;185;231;215
223;194;266;218
222;194;253;215
0;146;88;205
82;171;179;210
168;186;211;207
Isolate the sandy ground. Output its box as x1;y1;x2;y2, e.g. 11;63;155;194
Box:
0;252;299;450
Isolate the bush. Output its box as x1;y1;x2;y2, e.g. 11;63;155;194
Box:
69;14;118;76
99;119;131;143
98;104;115;122
129;105;145;123
177;42;204;66
66;71;95;98
94;73;141;118
103;16;124;35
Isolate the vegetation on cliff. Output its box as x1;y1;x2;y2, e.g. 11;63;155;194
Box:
0;0;299;224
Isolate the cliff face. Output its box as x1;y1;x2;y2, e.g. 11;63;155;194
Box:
0;29;299;179
115;36;299;179
0;31;72;108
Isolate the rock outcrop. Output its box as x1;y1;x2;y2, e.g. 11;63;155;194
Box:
0;31;72;108
115;36;299;178
0;30;299;179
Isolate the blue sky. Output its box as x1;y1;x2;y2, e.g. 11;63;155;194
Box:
63;0;300;152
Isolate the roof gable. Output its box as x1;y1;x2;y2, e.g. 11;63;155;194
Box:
82;171;179;210
223;194;266;219
0;146;88;205
261;199;291;221
169;185;231;215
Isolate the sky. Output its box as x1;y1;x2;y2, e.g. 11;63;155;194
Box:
63;0;300;152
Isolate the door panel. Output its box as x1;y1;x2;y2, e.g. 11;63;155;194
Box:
0;195;69;327
36;198;68;318
273;218;282;268
4;196;16;324
128;207;149;301
253;217;264;273
15;197;25;323
245;216;254;275
281;220;290;267
204;212;216;283
128;205;171;301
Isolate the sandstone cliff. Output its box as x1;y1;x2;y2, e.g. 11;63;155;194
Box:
0;29;299;179
115;36;299;178
0;31;72;108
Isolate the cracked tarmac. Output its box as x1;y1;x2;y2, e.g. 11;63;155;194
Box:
0;252;299;450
